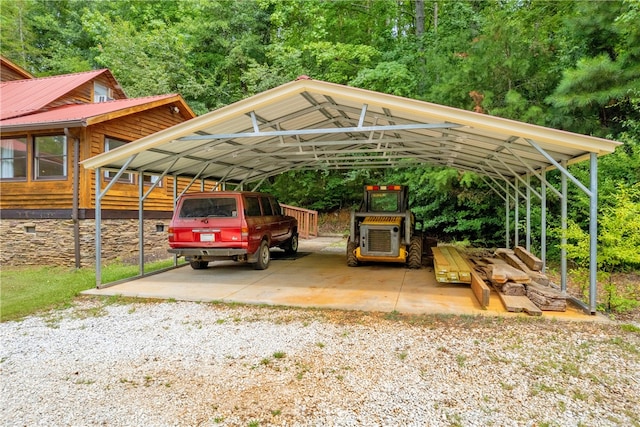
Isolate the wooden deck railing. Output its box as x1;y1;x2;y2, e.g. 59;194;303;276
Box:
281;204;318;239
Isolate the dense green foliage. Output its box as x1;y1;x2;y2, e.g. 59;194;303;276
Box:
2;0;638;267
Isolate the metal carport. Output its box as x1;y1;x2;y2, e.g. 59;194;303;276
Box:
81;76;622;314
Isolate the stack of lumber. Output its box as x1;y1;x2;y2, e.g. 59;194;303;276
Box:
477;257;542;316
483;246;566;313
484;258;530;294
495;248;550;286
497;247;566;310
434;248;490;309
526;282;567;311
437;246;567;315
432;246;471;284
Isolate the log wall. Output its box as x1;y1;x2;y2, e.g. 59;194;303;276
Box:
1;103;195;212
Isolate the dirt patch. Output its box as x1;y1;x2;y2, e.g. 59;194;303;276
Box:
318;209;351;236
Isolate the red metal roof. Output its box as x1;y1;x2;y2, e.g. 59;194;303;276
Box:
0;69;110;120
0;95;187;130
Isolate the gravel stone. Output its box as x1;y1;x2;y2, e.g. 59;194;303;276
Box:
1;299;639;426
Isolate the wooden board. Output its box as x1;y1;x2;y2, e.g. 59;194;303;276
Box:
514;246;544;271
488;264;530;284
496;249;550;286
494;290;543;316
465;259;491;308
432;246;471;283
497;282;526;296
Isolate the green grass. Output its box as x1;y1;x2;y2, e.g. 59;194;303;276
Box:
0;259;178;322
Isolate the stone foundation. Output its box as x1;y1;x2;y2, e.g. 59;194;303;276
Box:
0;218;172;268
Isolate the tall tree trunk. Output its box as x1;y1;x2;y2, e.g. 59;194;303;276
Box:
433;1;438;33
415;0;425;37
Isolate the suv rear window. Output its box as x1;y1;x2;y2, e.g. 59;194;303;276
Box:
179;197;238;218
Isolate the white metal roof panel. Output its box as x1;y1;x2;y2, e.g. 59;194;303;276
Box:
82;77;622;184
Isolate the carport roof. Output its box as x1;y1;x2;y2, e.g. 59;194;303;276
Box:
81;77;622;184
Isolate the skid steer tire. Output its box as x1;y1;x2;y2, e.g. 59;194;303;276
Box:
346;239;359;267
408;235;423;269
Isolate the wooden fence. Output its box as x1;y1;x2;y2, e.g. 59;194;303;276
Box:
281;204;318;239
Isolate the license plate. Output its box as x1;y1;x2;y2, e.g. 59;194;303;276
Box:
200;234;215;242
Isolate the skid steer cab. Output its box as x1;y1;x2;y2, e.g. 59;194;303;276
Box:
347;185;422;268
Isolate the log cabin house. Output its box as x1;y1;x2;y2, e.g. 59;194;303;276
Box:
0;56;199;267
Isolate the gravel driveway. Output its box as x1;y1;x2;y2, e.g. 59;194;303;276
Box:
1;298;638;426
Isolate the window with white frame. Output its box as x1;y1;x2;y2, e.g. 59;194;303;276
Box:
0;137;27;180
94;82;113;103
142;173;162;187
34;135;67;179
104;137;133;183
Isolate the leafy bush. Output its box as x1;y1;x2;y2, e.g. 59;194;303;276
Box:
562;183;640;313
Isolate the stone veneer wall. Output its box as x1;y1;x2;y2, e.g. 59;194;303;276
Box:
0;218;171;267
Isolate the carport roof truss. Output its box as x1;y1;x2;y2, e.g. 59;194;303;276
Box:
81;78;621;185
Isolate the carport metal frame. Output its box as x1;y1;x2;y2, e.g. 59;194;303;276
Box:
83;78;620;314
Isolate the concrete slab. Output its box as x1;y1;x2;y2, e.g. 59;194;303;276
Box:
82;237;605;321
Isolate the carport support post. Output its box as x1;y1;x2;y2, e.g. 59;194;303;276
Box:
526;173;531;251
561;161;568;292
514;182;519;247
173;175;178;267
505;182;510;248
589;153;598;313
139;173;145;277
541;170;547;273
95;167;102;287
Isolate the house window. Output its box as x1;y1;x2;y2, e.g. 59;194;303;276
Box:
34;135;67;179
94;83;113;103
143;173;162;187
0;137;27;180
104;138;133;183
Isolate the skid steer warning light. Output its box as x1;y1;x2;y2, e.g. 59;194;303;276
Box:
366;185;402;191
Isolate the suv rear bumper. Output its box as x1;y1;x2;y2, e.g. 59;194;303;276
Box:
168;248;248;257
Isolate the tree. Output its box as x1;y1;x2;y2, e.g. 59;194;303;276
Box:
11;0;97;74
546;0;640;136
0;0;35;68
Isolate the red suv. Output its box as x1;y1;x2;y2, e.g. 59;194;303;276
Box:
168;192;298;270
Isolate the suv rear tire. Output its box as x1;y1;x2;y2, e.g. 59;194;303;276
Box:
283;233;299;255
254;240;270;270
